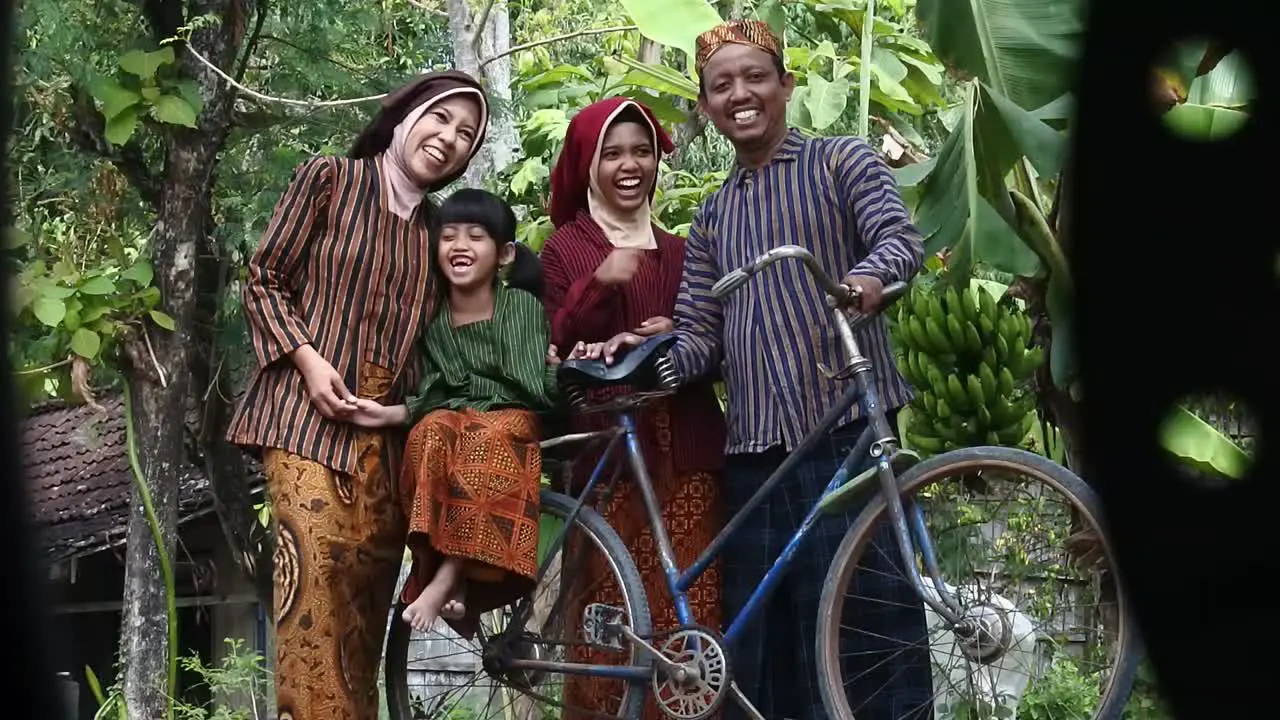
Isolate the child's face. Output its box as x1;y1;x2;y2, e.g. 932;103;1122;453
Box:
437;222;515;292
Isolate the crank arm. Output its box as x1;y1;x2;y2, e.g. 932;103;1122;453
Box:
618;626;697;682
728;681;766;720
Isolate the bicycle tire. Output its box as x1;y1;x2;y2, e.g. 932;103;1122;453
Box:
385;487;653;720
815;445;1141;720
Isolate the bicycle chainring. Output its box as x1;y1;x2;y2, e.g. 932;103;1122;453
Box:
650;627;731;720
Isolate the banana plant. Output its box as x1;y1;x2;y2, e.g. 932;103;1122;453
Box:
902;0;1082;391
900;0;1253;473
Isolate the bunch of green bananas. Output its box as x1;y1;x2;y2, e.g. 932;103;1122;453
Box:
889;280;1045;456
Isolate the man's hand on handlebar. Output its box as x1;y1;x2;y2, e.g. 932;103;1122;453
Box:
841;273;885;313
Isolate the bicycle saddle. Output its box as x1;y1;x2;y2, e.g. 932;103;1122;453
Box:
556;333;678;389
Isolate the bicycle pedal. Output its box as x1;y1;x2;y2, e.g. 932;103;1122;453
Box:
582;603;625;650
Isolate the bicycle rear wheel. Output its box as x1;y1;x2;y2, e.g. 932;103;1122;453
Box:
385;488;652;720
816;446;1139;720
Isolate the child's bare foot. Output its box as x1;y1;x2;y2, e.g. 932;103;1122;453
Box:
402;557;464;633
439;584;467;620
401;583;450;633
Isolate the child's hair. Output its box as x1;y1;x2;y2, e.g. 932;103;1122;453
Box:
428;188;544;299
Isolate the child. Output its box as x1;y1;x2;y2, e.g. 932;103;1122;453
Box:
349;187;560;635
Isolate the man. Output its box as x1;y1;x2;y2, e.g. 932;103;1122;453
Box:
600;19;934;720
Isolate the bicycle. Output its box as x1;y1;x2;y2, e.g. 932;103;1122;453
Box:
385;244;1140;720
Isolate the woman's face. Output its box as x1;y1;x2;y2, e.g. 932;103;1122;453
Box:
594;119;657;214
437;222;513;292
402;95;483;187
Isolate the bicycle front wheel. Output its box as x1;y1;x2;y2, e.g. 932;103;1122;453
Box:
816;446;1140;720
385;488;653;720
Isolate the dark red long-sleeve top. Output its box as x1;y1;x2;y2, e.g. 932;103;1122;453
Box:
540;210;726;477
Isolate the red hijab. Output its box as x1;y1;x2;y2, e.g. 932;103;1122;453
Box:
549;97;675;229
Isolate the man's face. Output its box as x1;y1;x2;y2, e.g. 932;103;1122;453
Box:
697;44;794;153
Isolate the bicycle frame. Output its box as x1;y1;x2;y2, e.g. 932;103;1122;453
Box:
504;246;971;687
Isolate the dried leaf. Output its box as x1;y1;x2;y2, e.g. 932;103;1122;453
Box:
70;355;104;412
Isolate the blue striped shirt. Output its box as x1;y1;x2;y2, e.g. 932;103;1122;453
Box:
670;129;923;455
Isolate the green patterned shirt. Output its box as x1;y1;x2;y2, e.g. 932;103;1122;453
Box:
406;284;558;423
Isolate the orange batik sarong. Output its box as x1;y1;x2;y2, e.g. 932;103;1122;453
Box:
398;406;544;637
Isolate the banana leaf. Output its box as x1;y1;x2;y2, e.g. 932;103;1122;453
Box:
915;0;1083;111
1163;49;1254;141
1186;50;1255;107
1163;104;1249;141
1159;406;1251;480
903;81;1065;280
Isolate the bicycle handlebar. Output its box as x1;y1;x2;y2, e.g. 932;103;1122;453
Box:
710;245;909;310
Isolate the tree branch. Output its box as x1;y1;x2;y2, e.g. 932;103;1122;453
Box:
479;24;638;69
234;0;269;82
469;0;498;58
66;84;162;208
869;115;928;167
185;44;388;107
255;34;386;86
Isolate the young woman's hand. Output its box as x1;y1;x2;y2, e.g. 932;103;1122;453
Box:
546;344;562;366
348;399;409;428
565;341;592;360
632;316;673;336
594;248;643;285
292;345;358;419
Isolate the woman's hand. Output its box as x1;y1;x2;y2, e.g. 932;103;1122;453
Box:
594;248;642;285
291;345;358;419
348;399;409;428
632;316;673;336
599;331;645;365
566;341;595;360
546;344;562;366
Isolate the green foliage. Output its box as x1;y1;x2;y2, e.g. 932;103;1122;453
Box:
1018;656;1101;720
173;639;273;720
499;0;956;254
88;45;202;145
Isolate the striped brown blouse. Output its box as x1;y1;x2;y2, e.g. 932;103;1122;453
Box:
226;155;435;475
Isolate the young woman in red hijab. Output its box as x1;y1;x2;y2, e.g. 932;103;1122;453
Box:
539;97;728;720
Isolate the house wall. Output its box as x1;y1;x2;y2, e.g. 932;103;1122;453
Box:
42;513;269;719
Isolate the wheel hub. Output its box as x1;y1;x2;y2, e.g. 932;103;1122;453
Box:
483;632;547;691
953;603;1014;664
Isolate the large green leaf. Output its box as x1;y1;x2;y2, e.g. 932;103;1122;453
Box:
619;0;724;61
910;82;1064;278
1159;406;1251;480
1163;103;1249;141
915;0;1082;111
1185;50;1254;107
804;74;852;130
1164;49;1255;141
615;56;700;101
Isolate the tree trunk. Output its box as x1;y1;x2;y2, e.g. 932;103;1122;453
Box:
119;2;247;717
119;361;185;718
447;0;517;187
